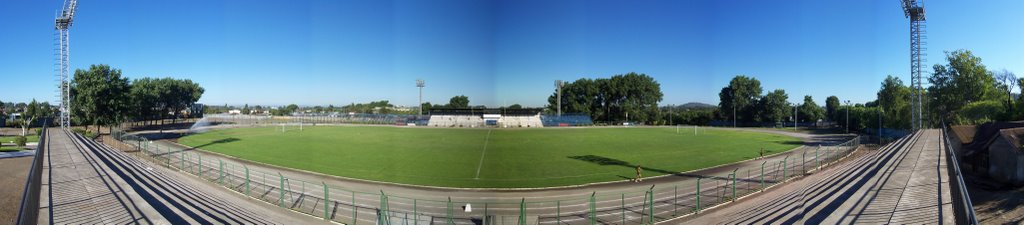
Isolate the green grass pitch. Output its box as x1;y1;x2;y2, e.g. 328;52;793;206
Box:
177;126;802;188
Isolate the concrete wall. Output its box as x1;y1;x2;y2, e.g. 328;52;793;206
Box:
988;138;1024;186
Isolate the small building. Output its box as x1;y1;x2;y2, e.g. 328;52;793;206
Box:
228;109;241;115
988;128;1024;185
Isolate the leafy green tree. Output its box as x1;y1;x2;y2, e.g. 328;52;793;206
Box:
718;75;763;125
956;100;1004;125
71;64;132;134
798;95;825;123
130;78;160;124
826;96;840;122
758;89;789;124
508;104;523;109
420;102;431;115
927;49;1002;121
876;75;912;129
19;99;39;136
545;73;662;123
242;104;250;115
449;95;470;108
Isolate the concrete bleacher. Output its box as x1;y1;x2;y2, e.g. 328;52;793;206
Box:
498;116;543;128
685;129;957;224
427;115;485;128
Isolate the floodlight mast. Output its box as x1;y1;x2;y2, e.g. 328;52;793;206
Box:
901;0;926;130
417;79;425;115
555;80;564;117
55;0;79;129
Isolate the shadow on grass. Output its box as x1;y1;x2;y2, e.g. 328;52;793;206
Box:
568;155;708;179
190;137;240;150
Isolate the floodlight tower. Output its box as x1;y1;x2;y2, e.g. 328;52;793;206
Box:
416;79;425;115
901;0;926;130
555;80;564;116
55;0;78;129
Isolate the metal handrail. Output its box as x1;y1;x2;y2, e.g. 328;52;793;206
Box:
15;123;48;225
941;123;979;225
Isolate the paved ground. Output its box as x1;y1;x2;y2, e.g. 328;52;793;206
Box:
0;156;32;224
682;129;956;224
131;125;855;224
36;128;330;224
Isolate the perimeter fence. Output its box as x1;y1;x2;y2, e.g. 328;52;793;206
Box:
109;127;860;225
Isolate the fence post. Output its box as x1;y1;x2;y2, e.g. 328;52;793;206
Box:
414;199;418;225
353;191;357;225
731;168;738;201
648;185;655;223
696;177;702;213
244;165;250;196
590;192;596;225
219;160;224;185
783;155;789;181
180;149;185;170
556;200;560;225
621;193;625;225
519;198;526;225
802;150;807;174
323;182;329;220
447;197;453;225
816;145;821;170
279;173;285;207
198;154;203;178
760;161;766;190
483;203;487;225
379;190;389;225
674;185;678;216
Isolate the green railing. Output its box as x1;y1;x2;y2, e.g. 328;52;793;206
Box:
110;127;860;225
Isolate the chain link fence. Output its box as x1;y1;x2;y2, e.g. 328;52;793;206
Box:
108;126;860;225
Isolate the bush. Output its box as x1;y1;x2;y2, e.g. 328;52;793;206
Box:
956;100;1005;125
71;128;99;139
35;128;42;136
14;136;27;147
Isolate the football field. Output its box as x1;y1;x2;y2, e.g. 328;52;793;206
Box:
177;126;802;188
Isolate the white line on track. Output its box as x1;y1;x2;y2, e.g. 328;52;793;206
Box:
474;129;493;179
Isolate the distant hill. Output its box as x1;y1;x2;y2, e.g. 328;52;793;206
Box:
662;102;716;110
680;102;716;109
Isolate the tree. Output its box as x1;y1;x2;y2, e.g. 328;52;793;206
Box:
286;104;299;115
718;75;763;125
995;69;1018;111
242;104;251;115
927;49;1001;121
759;89;789;124
508;104;523;109
798;95;825;123
876;75;912;129
19;99;39;136
449;95;470;108
826;96;840;122
545;73;662;123
420;102;431;115
71;64;132;134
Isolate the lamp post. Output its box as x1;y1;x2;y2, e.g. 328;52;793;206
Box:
845;100;851;133
793;103;798;130
879;107;883;145
417;79;425;115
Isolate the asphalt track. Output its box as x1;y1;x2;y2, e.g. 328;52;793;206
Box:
134;126;855;225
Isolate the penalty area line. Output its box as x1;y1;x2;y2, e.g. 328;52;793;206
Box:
474;129;493;179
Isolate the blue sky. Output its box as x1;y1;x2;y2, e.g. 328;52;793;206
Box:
1;0;1022;108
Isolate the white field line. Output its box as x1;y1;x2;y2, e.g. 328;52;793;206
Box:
475;129;493;179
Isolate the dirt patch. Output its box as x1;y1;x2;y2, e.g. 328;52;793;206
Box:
0;157;32;224
967;173;1024;224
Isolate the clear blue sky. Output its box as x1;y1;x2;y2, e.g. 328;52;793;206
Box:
1;0;1022;108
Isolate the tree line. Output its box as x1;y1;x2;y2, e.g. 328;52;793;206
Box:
71;64;204;134
546;72;664;124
